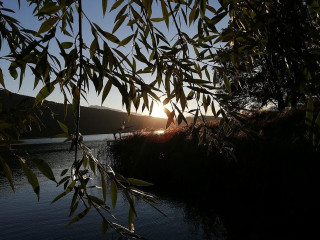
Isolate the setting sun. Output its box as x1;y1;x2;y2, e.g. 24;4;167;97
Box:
150;103;167;118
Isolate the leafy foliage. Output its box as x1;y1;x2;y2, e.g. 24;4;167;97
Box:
1;0;320;238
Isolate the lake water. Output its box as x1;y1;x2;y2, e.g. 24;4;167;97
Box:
0;134;224;240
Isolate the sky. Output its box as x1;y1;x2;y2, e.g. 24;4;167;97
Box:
1;0;228;118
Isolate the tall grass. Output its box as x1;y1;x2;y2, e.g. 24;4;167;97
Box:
110;109;318;238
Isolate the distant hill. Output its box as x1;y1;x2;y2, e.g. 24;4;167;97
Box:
0;91;167;138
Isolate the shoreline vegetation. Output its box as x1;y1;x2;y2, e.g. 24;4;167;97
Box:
110;109;318;239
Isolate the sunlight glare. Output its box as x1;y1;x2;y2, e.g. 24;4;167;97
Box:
154;130;165;134
151;103;167;118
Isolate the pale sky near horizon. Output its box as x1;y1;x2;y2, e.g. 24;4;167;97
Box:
1;0;228;118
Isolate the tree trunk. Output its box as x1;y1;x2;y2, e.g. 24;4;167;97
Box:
277;94;286;111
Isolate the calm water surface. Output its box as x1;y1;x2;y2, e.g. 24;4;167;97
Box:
0;135;223;240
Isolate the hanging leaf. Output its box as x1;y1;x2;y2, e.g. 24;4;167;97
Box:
89;157;96;174
60;42;73;49
30;158;56;182
111;180;118;209
102;0;108;16
128;205;135;231
102;79;113;104
38;5;62;15
112;15;126;33
69;201;79;217
0;157;14;191
102;219;108;236
57;120;68;133
99;169;107;202
166;111;175;129
149;100;154;116
9;67;18;80
37;17;59;34
83;154;88;168
67;207;91;226
52;180;76;203
0;68;5;87
118;34;134;47
128;178;153;186
88;195;105;206
160;0;169;28
57;175;70;187
110;0;124;11
34;83;55;106
60;169;69;177
20;159;40;200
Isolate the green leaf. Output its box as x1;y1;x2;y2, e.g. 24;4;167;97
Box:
57;120;68;133
99;168;107;202
69;201;79;217
102;79;113;104
128;204;135;230
89;157;96;174
70;186;79;216
102;0;108;16
160;0;169;28
83;154;88;168
189;4;197;25
112;15;126;33
127;178;153;186
0;68;5;87
102;219;108;236
67;207;91;226
88;195;105;206
34;83;55;106
30;158;56;182
9;68;18;80
110;0;124;11
60;169;68;177
0;157;14;191
118;34;134;47
57;175;70;187
20;159;40;200
60;42;73;49
52;180;75;203
37;17;59;34
38;5;62;14
149;100;154;116
111;180;118;209
89;38;98;58
166;111;175;129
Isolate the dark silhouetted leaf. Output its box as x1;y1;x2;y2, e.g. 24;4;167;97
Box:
20;159;40;200
30;158;56;182
34;83;55;105
127;178;153;186
57;120;68;133
60;169;68;177
60;42;73;49
110;0;124;11
111;180;117;209
0;157;14;191
102;79;113;104
102;219;108;236
38;17;59;34
102;0;107;16
67;207;91;226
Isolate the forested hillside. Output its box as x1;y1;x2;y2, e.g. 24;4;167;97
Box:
0;91;167;138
